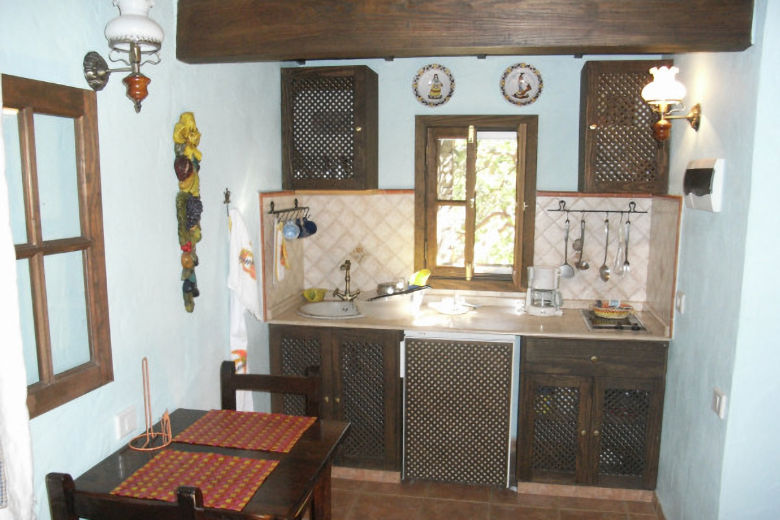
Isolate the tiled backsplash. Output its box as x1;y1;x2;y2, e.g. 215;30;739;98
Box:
260;190;679;327
534;194;652;304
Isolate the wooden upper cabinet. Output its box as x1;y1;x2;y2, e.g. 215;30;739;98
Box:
281;66;378;190
578;60;671;194
177;0;753;63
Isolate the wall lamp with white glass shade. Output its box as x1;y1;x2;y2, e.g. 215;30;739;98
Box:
83;0;164;113
641;66;701;141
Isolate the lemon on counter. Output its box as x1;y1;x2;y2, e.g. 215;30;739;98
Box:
303;288;327;302
408;269;431;287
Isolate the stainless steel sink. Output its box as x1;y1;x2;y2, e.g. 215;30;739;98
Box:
297;301;363;319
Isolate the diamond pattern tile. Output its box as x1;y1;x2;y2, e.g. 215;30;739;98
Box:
534;195;650;304
261;191;657;316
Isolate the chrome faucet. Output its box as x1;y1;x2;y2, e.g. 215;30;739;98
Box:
333;260;360;301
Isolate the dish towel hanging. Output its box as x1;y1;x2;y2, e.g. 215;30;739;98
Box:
0;81;35;520
227;208;261;411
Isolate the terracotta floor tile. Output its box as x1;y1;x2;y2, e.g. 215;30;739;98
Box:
345;493;426;520
625;501;657;515
425;481;492;502
332;489;359;519
559;510;628;520
418;498;490;520
490;489;562;509
360;479;430;497
490;503;561;519
332;478;363;491
555;496;628;513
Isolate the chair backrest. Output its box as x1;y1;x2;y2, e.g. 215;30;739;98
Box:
220;361;321;417
46;473;215;520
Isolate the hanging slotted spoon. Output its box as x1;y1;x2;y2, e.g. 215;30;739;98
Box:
560;217;575;278
599;217;611;282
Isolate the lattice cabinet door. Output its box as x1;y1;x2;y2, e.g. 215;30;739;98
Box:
331;328;402;470
269;325;331;417
517;373;592;485
281;65;378;190
404;338;514;486
590;377;664;489
578;60;671;194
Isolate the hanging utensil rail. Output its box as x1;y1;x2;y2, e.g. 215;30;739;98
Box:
268;198;310;220
547;200;648;216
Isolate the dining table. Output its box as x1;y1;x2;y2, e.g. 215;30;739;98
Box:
46;408;350;520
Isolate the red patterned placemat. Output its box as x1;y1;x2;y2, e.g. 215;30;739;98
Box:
111;450;277;511
173;410;316;453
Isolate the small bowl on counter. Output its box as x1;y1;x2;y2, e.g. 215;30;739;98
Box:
592;302;633;319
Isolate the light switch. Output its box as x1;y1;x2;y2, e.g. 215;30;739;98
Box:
712;388;727;420
115;406;137;439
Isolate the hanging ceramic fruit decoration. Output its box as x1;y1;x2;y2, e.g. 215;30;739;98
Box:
173;112;203;312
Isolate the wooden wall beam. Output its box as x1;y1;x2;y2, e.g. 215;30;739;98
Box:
176;0;753;64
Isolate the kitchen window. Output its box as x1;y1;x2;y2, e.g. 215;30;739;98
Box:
414;115;537;291
2;75;113;418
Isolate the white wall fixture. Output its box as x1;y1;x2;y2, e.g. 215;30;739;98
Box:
83;0;164;112
683;158;724;212
641;66;701;141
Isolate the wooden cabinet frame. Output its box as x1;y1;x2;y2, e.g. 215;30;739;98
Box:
269;324;402;470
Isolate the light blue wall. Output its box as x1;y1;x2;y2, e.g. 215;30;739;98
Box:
656;2;776;519
0;2;281;520
718;1;780;518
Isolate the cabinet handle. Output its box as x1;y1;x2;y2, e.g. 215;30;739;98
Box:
589;123;598;130
580;430;587;436
355;126;363;132
593;430;600;437
335;396;341;404
323;396;330;403
590;355;599;363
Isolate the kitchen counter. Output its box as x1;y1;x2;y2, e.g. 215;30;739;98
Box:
268;298;670;341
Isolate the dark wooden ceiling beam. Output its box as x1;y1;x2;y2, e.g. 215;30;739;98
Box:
176;0;754;64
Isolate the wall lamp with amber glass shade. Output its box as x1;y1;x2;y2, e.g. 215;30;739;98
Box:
641;66;701;141
83;0;163;113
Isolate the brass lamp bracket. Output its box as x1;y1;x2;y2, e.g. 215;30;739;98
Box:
83;52;111;91
666;103;701;131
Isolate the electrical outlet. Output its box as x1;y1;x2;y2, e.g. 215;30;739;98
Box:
115;406;137;439
712;388;727;420
675;291;686;314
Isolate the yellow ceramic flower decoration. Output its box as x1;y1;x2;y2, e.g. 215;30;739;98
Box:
173;112;202;162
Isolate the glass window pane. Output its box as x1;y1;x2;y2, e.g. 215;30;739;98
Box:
45;252;90;374
436;205;465;267
436;138;466;200
15;259;40;385
34;114;81;241
474;132;517;275
3;110;28;244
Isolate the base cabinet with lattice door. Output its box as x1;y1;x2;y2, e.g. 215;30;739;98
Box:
578;59;672;194
516;337;668;490
269;324;401;470
404;335;515;487
281;65;378;190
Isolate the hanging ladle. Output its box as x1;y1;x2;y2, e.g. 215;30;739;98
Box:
599;217;611;282
623;214;631;273
560;217;575;278
573;217;589;270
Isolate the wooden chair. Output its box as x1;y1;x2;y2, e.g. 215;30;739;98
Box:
220;360;321;417
46;473;214;520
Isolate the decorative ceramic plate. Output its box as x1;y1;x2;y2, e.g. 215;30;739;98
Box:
500;63;543;106
412;64;455;107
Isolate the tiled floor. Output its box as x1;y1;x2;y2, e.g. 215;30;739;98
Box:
331;479;664;520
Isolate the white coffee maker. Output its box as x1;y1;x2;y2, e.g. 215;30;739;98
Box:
525;266;563;316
